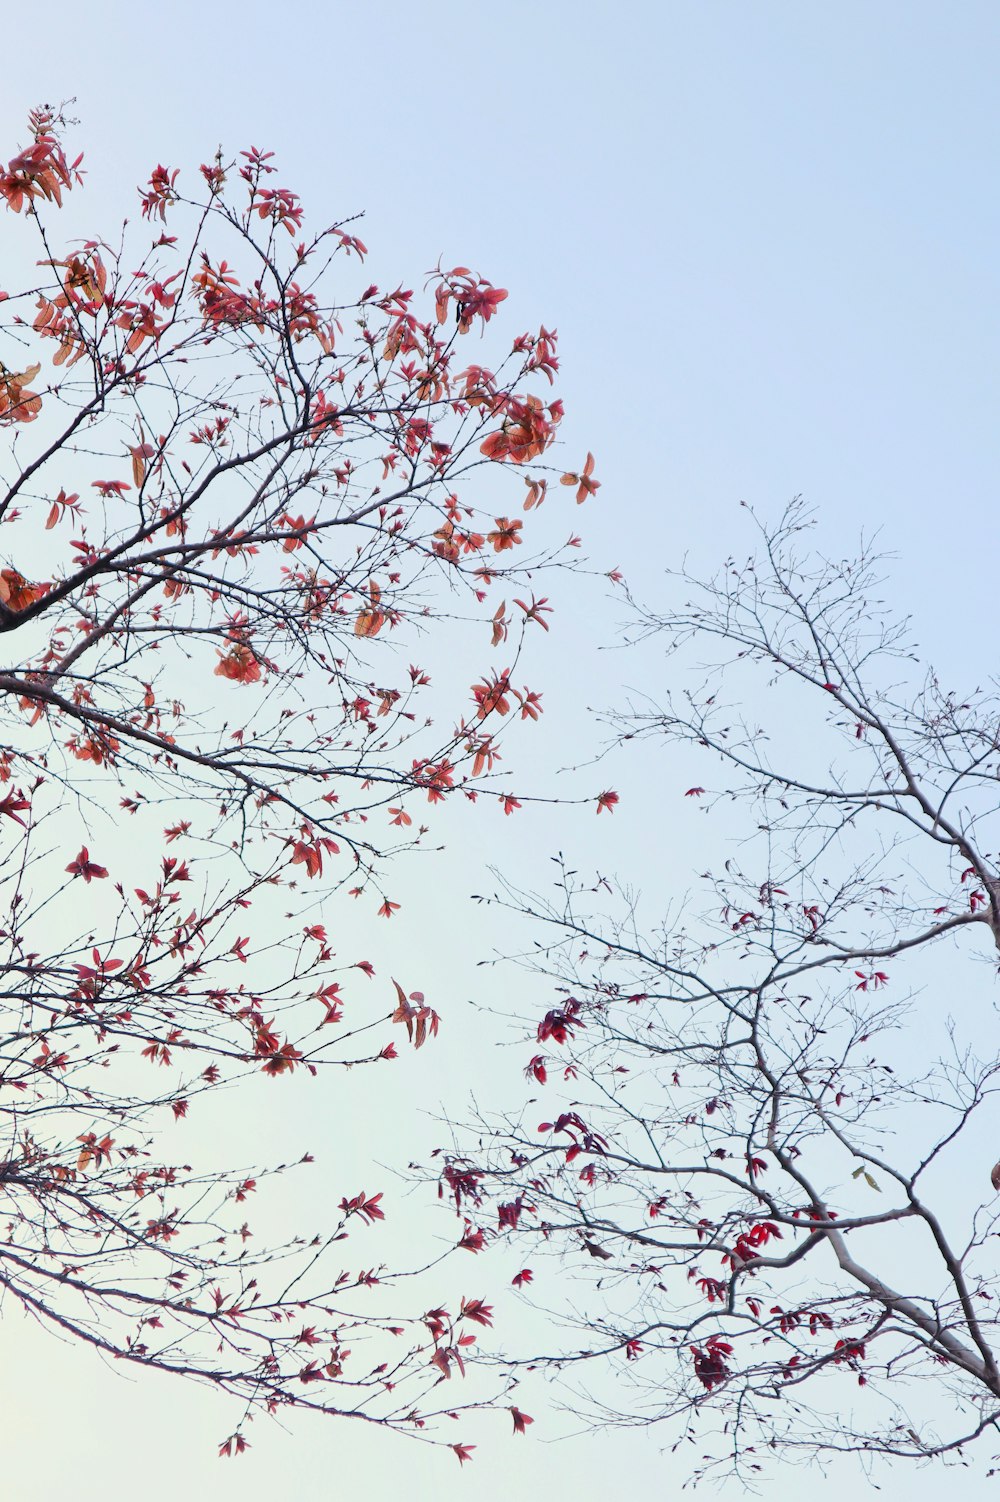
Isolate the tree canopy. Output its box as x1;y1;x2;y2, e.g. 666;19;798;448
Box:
0;105;601;1461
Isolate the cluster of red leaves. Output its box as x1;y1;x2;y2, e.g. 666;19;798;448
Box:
0;103;611;1469
0;113;81;214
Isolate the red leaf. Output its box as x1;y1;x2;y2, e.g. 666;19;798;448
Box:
0;791;30;826
459;1296;493;1327
65;846;109;882
510;1406;533;1434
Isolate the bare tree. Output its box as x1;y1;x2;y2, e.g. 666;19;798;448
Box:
439;501;1000;1485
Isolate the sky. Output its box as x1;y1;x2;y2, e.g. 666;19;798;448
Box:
3;2;1000;1496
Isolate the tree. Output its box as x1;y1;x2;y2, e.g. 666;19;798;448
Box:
439;501;1000;1485
0;105;599;1456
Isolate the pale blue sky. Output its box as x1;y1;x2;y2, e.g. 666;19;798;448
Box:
3;3;999;1497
